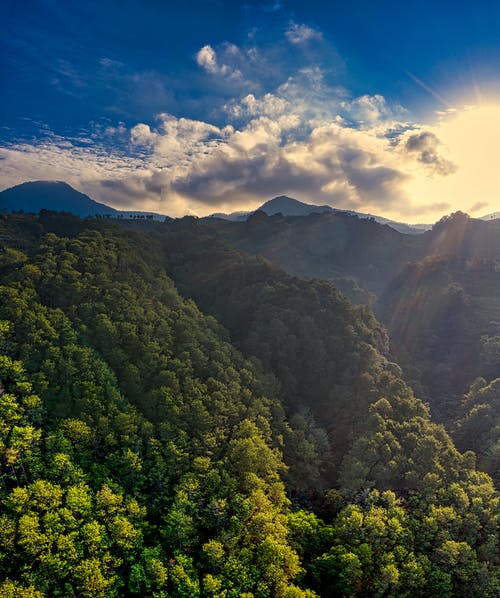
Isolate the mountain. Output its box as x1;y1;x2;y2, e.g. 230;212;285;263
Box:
209;210;254;221
259;195;333;216
209;194;429;234
203;208;427;299
3;181;428;232
0;180;120;217
204;209;500;299
481;211;500;221
0;180;167;220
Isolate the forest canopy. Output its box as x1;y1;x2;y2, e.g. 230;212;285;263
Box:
0;211;498;597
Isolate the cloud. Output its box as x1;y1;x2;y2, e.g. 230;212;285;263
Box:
285;22;323;44
0;23;474;222
468;201;489;214
402;130;457;176
130;123;157;146
195;44;243;80
343;95;394;125
99;57;125;69
0;106;418;217
123;113;415;215
196;45;226;75
1;87;455;220
222;68;393;135
224;93;288;119
192;19;343;100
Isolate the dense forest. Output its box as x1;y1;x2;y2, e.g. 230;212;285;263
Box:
0;210;498;596
199;210;500;486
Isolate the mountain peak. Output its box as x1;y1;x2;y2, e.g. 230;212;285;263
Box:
0;180;119;217
10;180;79;191
259;196;332;216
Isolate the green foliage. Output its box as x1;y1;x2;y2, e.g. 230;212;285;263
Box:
158;225;390;486
0;214;307;596
290;488;499;597
455;377;500;484
0;212;498;596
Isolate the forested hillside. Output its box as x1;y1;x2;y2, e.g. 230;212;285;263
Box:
202;210;425;301
0;211;498;596
195;210;500;488
376;214;499;486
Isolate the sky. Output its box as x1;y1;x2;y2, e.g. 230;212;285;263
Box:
2;0;500;221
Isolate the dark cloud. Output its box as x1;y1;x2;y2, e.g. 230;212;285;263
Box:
167;129;410;213
95;177;167;209
404;131;457;176
344;164;409;205
170;152;311;205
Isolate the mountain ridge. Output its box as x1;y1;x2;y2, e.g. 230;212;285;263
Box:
3;180;500;236
208;194;432;234
0;180;166;220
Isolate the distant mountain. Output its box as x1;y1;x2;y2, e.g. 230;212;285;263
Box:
360;214;431;234
0;180;166;220
208;195;429;234
209;210;251;221
203;208;426;300
480;212;500;221
208;195;333;221
0;180;120;217
203;208;500;303
259;195;333;216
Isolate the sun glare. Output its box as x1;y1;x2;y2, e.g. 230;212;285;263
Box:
408;103;500;219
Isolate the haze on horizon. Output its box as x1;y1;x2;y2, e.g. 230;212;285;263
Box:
2;0;500;222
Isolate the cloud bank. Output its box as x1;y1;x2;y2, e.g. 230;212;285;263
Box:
0;23;461;221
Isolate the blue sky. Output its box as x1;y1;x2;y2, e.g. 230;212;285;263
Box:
2;0;500;219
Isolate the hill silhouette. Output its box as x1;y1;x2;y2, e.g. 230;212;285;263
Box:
0;180;119;216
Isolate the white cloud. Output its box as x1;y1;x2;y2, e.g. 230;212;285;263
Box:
224;93;289;119
343;95;393;124
195;44;242;80
285;22;323;44
130;123;157;146
196;45;223;74
1;29;474;222
0;91;458;220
